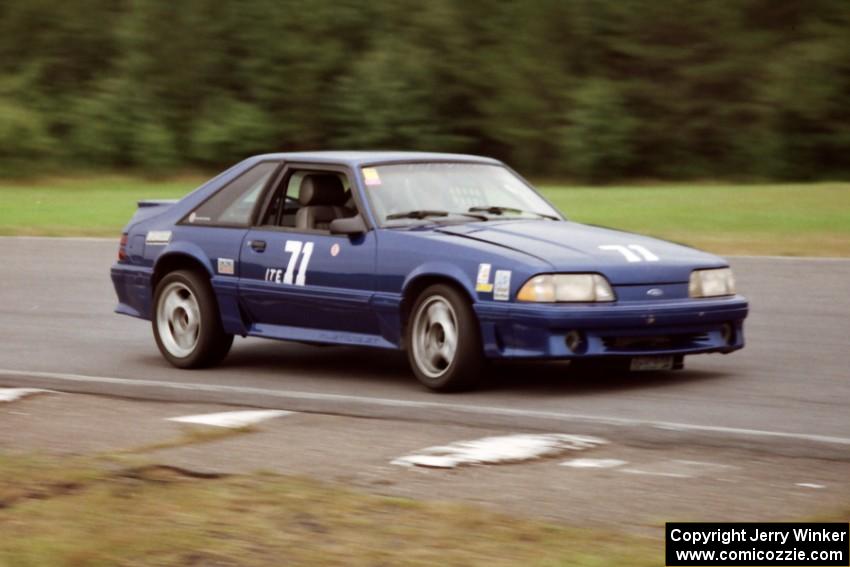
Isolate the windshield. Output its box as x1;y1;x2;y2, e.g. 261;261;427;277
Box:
361;163;562;226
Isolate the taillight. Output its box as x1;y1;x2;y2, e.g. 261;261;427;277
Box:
118;233;128;261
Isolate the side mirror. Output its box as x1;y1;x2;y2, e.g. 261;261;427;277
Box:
329;214;367;236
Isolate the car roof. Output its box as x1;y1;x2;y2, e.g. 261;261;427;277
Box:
249;151;503;167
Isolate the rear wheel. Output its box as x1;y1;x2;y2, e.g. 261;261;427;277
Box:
152;270;233;368
406;284;483;391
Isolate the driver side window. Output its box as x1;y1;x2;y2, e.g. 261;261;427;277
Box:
261;171;306;228
261;169;355;232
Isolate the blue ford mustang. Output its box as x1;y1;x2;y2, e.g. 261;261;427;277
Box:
111;151;748;390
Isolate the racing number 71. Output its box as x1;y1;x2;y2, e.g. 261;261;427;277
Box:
264;240;314;286
283;240;314;286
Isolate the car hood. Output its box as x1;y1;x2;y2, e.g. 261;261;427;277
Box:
435;220;726;285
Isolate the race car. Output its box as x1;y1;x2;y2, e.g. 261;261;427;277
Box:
111;151;748;391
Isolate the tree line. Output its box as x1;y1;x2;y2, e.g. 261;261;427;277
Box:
1;0;848;181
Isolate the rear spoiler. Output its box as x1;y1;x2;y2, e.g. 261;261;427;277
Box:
125;199;179;230
138;199;179;208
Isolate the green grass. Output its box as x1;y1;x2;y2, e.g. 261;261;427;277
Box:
0;175;202;237
0;175;848;255
539;182;850;257
0;453;660;567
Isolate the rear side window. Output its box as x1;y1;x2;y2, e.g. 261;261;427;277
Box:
186;162;277;226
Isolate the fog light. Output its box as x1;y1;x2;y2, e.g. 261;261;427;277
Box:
565;330;585;353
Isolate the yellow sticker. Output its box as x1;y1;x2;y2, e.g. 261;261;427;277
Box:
362;167;381;186
476;263;493;293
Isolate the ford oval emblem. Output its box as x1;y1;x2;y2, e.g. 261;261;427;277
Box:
647;288;664;297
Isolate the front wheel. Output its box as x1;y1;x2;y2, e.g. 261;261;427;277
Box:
405;284;484;391
152;270;233;368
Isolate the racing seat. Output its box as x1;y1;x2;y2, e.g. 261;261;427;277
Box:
295;174;354;231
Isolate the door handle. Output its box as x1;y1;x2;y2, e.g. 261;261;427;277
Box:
249;240;266;252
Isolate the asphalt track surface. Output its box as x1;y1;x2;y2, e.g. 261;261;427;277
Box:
2;237;849;454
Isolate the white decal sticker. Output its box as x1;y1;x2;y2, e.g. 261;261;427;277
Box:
217;258;235;275
598;244;659;262
265;268;283;283
187;212;210;223
283;240;302;285
330;243;340;257
493;270;511;301
145;230;172;245
475;263;493;293
295;242;313;287
628;244;659;261
264;240;314;286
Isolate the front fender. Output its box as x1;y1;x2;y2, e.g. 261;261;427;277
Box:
371;262;478;348
401;261;477;301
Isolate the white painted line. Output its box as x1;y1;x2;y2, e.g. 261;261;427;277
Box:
673;459;734;468
392;434;605;469
561;458;627;469
795;483;825;489
619;459;735;479
2;368;850;448
0;388;53;403
621;468;693;479
168;409;291;428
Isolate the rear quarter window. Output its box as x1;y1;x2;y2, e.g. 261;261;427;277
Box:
186;162;277;226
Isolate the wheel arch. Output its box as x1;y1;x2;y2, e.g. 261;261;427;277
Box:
151;250;213;293
399;268;485;392
400;268;476;334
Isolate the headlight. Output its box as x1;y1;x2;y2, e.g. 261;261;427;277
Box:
689;268;736;298
517;274;615;302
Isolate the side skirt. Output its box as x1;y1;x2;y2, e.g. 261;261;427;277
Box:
247;323;398;350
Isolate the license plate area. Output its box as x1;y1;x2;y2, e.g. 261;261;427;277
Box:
629;355;674;371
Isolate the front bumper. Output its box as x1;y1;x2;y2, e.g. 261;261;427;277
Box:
474;295;748;359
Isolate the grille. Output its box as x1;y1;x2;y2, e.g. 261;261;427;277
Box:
601;333;710;351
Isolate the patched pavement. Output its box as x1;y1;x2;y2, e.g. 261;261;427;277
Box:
2;389;848;534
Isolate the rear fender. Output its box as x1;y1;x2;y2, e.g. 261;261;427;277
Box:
150;242;246;336
151;241;214;280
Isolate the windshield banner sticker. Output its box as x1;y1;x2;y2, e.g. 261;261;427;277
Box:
476;263;494;293
362;167;382;186
493;270;511;301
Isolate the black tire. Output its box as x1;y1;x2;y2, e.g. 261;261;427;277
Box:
152;269;233;368
405;284;484;392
